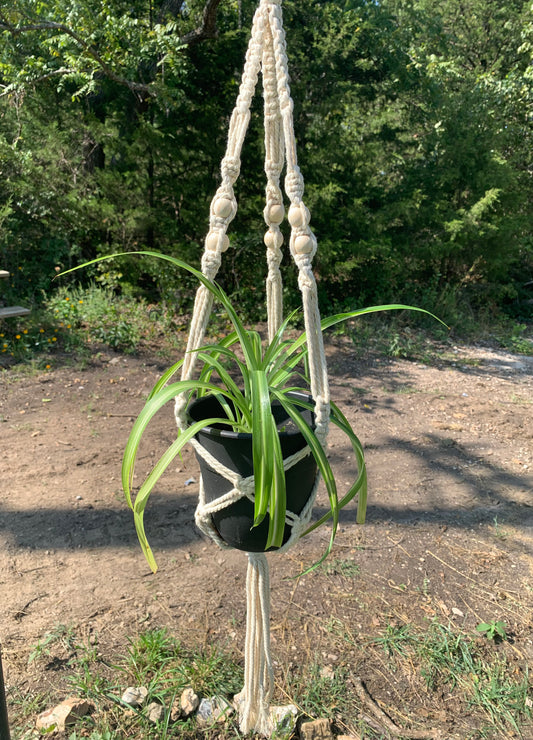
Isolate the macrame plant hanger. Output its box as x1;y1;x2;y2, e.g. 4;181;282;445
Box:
174;0;330;734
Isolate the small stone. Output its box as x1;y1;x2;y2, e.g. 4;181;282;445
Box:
320;665;335;680
300;718;334;740
180;686;200;717
147;702;164;723
196;697;214;726
121;686;148;707
36;697;92;732
170;697;182;722
196;696;233;726
269;704;299;736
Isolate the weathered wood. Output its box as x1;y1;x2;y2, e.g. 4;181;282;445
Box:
0;306;31;319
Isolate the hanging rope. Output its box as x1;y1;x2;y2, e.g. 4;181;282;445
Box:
175;1;329;734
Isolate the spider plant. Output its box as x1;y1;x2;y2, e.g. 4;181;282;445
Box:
61;251;443;572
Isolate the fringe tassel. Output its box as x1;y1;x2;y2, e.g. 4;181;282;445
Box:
239;552;274;736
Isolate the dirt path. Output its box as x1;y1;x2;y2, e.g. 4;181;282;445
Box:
1;341;532;737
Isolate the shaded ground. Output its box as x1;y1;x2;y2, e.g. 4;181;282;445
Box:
1;339;532;738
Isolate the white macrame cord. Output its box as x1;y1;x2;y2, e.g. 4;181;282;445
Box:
174;1;329;734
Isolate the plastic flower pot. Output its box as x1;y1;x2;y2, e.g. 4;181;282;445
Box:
188;391;318;552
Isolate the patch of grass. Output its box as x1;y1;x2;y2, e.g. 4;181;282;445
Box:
373;619;532;737
1;283;187;368
12;627;244;739
9;620;533;739
318;557;361;578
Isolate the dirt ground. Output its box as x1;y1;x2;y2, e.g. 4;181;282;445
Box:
1;338;532;738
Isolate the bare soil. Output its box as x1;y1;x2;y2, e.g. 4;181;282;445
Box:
1;339;532;738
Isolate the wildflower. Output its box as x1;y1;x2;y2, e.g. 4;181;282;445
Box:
40;328;45;333
0;333;3;337
78;300;83;304
2;343;6;348
52;337;57;342
67;324;71;329
65;297;70;301
15;334;21;339
45;364;51;369
23;329;28;334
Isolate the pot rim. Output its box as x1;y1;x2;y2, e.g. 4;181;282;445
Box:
187;389;315;441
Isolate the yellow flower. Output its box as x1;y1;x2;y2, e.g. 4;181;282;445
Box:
78;300;83;304
40;328;45;333
0;333;3;337
23;329;28;334
46;364;51;369
67;324;71;329
52;337;57;342
2;343;7;348
15;334;21;339
65;297;70;301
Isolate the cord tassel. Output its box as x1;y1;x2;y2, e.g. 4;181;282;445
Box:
239;552;274;735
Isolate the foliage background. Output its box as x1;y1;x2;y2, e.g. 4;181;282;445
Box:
1;0;532;330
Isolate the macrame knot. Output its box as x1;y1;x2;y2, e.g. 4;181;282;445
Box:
221;156;241;182
200;248;222;276
285;168;304;201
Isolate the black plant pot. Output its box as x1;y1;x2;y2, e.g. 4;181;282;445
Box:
187;391;318;552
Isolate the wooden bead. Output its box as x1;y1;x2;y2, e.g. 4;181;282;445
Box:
264;229;283;249
206;232;230;252
267;204;285;224
293;234;314;255
288;203;310;228
213;198;234;219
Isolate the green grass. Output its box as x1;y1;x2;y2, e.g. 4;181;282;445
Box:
9;619;531;740
372;619;532;737
0;282;186;368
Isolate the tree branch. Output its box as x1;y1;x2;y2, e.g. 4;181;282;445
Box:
0;0;224;98
0;17;155;98
179;0;223;46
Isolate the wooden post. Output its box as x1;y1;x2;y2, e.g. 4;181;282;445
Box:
0;645;10;740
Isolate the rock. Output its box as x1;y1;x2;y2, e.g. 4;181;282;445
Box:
169;696;182;723
270;704;299;737
196;696;234;726
146;702;164;723
180;686;200;717
196;697;214;726
121;686;148;707
36;697;92;732
300;718;334;740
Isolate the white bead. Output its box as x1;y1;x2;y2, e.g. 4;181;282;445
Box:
268;204;285;224
264;229;284;249
206;232;230;252
294;234;313;255
213;198;234;219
